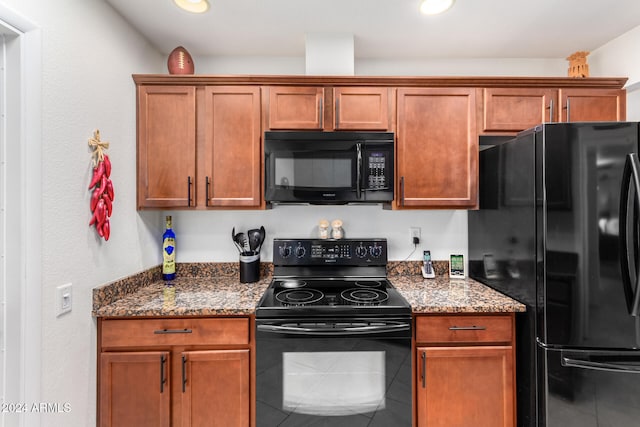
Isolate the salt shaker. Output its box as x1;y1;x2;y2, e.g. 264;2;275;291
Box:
318;219;330;239
331;219;344;239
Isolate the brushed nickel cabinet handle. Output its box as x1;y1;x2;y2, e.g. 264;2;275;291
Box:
547;99;554;123
205;176;211;207
154;328;193;334
182;355;187;393
187;176;193;207
421;351;426;388
160;354;167;393
448;325;487;331
319;98;323;128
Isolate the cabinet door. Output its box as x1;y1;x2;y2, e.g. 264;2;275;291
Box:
267;86;324;130
559;88;626;122
416;346;514;427
397;88;477;208
482;88;557;132
334;87;390;130
137;86;196;209
202;86;261;207
99;351;171;427
181;349;250;427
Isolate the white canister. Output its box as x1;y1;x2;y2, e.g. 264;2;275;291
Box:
318;219;330;239
331;219;344;239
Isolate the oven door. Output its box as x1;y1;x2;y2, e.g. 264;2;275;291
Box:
255;318;412;426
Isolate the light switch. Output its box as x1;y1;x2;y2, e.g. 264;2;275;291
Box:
56;283;72;317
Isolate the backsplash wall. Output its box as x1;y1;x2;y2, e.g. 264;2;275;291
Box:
166;206;467;263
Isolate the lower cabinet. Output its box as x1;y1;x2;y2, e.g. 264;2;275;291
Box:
98;317;252;427
415;314;516;427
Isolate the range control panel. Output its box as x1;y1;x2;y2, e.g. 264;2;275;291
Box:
273;238;387;266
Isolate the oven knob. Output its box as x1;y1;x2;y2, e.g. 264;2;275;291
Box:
279;244;292;258
370;244;383;258
355;243;367;258
295;244;306;258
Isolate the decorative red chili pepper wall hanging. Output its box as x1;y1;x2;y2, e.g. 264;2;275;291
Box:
88;130;114;241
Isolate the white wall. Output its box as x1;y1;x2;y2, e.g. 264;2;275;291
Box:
0;0;164;426
590;24;640;120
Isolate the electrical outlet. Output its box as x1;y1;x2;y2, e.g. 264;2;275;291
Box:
410;227;421;244
56;283;72;317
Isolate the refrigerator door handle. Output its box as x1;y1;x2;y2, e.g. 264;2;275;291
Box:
561;354;640;374
619;153;640;316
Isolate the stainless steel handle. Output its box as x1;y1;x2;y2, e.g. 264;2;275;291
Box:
154;328;193;334
547;99;554;123
619;153;640;316
160;354;167;393
448;325;487;331
181;355;187;393
356;143;362;199
561;356;640;373
257;323;410;336
335;98;339;129
421;351;426;388
187;176;192;207
400;176;405;207
205;176;211;207
318;98;323;128
566;98;571;122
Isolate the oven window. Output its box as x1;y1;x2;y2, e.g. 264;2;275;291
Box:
274;156;352;188
282;351;385;416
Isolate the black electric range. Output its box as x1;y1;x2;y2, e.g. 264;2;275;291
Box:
256;238;411;319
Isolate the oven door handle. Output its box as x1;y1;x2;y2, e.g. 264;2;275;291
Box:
257;322;410;336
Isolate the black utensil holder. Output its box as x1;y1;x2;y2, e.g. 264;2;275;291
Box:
239;253;260;283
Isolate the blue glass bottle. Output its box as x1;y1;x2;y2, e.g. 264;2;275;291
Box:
162;215;176;281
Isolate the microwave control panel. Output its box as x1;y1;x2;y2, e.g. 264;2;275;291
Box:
367;152;387;190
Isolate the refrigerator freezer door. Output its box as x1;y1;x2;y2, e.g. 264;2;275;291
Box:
541;346;640;427
541;123;640;349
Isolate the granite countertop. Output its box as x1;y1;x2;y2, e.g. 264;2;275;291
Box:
92;262;525;318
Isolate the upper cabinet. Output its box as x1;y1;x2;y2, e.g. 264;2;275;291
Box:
396;87;478;209
559;88;626;122
267;86;324;130
333;87;390;130
480;83;627;134
137;86;197;209
481;88;556;133
201;86;261;208
134;75;627;210
265;86;391;131
136;82;261;210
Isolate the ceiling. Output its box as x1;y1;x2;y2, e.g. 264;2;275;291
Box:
105;0;640;60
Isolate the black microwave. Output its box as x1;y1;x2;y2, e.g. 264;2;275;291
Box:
264;131;394;205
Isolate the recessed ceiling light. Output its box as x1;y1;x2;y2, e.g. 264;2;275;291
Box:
173;0;210;14
420;0;455;15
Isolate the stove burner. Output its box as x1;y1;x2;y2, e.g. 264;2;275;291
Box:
275;289;324;306
340;288;389;305
354;280;382;288
278;280;307;289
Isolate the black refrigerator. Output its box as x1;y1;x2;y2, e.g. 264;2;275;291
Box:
469;122;640;427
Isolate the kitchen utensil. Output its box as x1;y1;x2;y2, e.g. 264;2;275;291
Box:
232;227;245;254
248;228;261;253
257;226;265;253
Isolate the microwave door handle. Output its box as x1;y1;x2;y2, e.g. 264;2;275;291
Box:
356;142;362;199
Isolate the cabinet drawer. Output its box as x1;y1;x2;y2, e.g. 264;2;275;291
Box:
101;317;249;348
416;315;512;344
